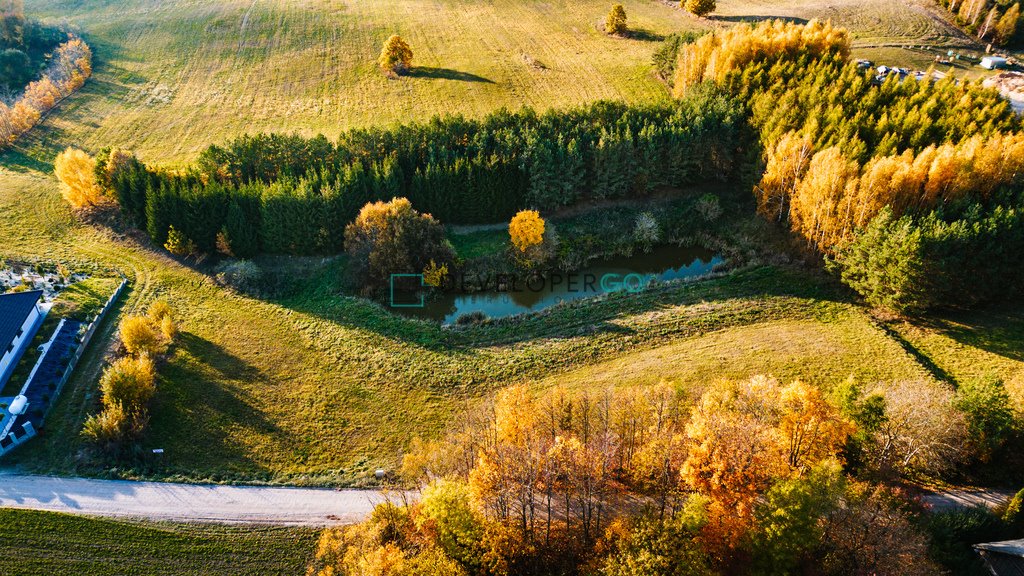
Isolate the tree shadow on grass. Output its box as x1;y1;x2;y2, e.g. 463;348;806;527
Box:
407;67;496;83
627;29;666;42
709;15;809;25
142;332;283;478
907;304;1024;364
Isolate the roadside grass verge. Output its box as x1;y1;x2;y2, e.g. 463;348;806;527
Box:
0;509;317;576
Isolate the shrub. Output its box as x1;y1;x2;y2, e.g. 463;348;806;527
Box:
0;47;30;88
214;260;265;294
605;4;627;35
55;147;105;209
378;34;413;75
99;355;156;411
925;507;1012;575
82;401;128;449
146;299;178;340
955;378;1018;463
147;299;172;324
633;212;660;251
694;193;721;222
414;480;487;572
344;198;455;294
455;311;488;326
684;0;716;17
119;315;165;357
163;225;196;257
1005;488;1024;526
602;497;713;576
159;315;178;341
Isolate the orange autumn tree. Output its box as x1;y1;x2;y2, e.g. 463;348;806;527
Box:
778;381;855;473
1;37;92;149
378;34;413;75
681;376;853;559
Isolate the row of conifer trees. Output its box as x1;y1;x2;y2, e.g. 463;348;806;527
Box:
111;92;754;257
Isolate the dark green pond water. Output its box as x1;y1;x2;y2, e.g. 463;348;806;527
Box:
393;245;723;324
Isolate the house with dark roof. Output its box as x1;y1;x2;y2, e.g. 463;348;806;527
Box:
0;290;46;389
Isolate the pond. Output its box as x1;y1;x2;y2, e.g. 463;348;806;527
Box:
393;245;724;324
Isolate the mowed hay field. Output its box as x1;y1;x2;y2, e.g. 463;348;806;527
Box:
16;0;981;164
0;0;1013;483
20;0;699;164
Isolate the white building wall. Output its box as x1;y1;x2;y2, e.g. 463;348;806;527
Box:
0;305;43;387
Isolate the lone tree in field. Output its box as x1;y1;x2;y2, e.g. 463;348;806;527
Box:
378;34;413;76
606;4;628;36
684;0;716;17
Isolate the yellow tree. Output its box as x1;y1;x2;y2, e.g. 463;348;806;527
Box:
54;147;105;209
0;102;13;145
788;147;860;252
605;4;627;35
378;35;413;75
469;385;543;534
164;226;196;257
684;0;716;17
509;210;545;253
755;131;815;223
777;381;854;474
996;3;1021;44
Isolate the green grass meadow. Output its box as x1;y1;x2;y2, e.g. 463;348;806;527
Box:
0;509;317;576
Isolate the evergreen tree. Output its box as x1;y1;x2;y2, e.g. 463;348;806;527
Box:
996;3;1021;45
222;199;259;258
606;4;627;35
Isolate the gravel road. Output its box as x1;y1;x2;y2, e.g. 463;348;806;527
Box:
0;474;397;526
920;488;1016;512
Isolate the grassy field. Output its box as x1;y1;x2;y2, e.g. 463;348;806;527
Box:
0;0;1011;484
11;0;987;166
0;509;317;576
887;306;1024;391
17;0;700;165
